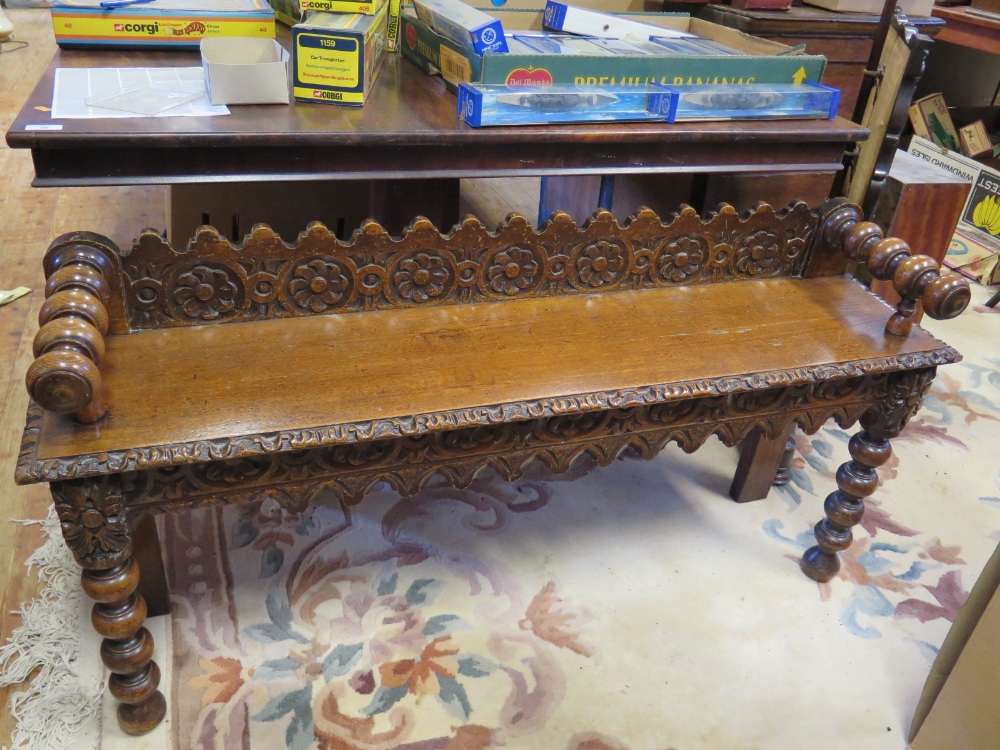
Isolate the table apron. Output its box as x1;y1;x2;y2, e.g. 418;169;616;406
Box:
29;141;850;187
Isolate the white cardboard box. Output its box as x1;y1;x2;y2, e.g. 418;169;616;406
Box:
909;136;1000;270
201;38;290;105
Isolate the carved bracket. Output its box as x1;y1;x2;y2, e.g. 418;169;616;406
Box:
860;367;936;441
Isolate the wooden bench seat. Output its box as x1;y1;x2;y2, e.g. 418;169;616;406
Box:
21;275;955;481
13;200;971;736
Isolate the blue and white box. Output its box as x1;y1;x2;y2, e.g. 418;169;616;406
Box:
664;82;840;121
542;0;693;41
411;0;508;55
457;82;678;127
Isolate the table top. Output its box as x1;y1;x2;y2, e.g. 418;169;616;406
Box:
664;3;944;36
6;46;868;187
932;5;1000;55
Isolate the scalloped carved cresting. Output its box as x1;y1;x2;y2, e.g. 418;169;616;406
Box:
117;374;894;513
117;203;816;329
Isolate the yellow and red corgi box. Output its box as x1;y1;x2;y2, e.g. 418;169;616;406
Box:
51;0;275;49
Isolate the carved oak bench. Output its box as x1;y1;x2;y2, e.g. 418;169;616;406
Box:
14;199;969;736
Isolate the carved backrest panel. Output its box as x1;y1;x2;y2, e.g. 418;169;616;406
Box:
110;202;818;332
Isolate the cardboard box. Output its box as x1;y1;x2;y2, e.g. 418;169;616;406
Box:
413;0;508;54
908;136;1000;250
50;0;275;49
302;0;386;13
268;0;302;26
276;0;401;47
292;6;390;105
908;543;1000;750
201;38;290;104
543;0;694;40
270;0;400;32
486;0;658;8
944;229;999;282
959;120;993;158
909;93;962;152
906;137;1000;285
400;8;827;90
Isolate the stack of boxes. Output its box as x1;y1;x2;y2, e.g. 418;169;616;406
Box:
279;0;401;105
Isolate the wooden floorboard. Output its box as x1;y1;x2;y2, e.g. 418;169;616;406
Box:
0;10;171;742
0;11;59;744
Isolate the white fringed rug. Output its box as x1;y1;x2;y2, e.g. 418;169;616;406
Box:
4;284;1000;750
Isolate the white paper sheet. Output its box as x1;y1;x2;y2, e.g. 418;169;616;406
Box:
52;67;230;119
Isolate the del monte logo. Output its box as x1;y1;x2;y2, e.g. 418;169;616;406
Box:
405;23;417;49
505;67;553;86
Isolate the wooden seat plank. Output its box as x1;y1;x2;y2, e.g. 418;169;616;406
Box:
32;276;952;463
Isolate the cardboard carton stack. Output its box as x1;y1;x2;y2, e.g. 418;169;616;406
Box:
907;93;1000;285
281;0;401;105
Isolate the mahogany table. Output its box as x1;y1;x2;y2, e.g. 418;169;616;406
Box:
8;49;868;186
932;5;1000;56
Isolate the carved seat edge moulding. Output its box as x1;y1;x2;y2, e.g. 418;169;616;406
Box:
15;349;960;485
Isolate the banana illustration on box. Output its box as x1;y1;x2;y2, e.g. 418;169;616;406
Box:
973;194;1000;236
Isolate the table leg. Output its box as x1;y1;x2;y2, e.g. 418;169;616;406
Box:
368;179;460;234
801;369;935;582
729;423;796;503
52;477;166;735
132;514;170;618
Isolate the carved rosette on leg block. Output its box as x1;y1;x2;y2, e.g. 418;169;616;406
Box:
801;369;936;582
52;477;166;735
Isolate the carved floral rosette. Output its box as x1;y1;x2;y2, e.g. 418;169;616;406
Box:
52;476;132;568
115;204;816;330
116;373;908;515
860;368;937;441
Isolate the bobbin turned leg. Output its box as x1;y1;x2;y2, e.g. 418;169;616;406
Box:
801;369;936;582
52;477;166;735
801;430;891;582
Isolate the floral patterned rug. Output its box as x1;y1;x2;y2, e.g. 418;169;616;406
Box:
157;286;1000;750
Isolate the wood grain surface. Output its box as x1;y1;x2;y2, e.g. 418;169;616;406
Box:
5;31;868;185
30;275;951;464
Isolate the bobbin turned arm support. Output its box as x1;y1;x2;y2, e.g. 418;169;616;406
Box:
25;237;117;424
818;200;971;337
